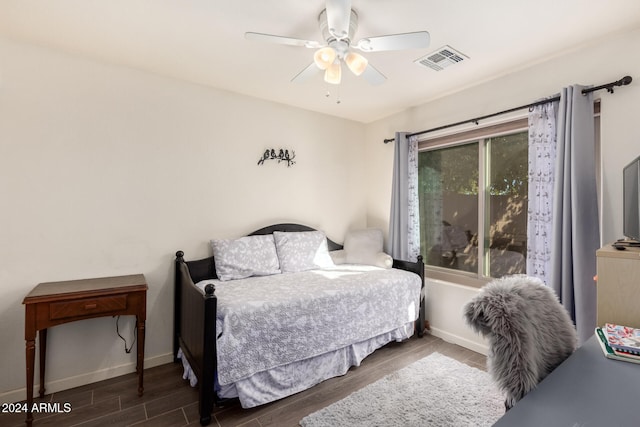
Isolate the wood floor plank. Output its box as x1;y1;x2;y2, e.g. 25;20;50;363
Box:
72;404;147;427
145;389;199;419
30;396;121;426
129;408;188;427
181;402;201;425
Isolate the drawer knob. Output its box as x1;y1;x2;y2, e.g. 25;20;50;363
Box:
84;303;97;310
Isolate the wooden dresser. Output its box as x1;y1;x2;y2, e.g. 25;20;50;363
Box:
596;244;640;328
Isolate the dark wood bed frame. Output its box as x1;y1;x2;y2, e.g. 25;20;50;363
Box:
173;223;425;426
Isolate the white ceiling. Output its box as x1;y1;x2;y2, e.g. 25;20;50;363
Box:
1;0;640;123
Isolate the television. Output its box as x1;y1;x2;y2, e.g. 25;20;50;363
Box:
623;155;640;242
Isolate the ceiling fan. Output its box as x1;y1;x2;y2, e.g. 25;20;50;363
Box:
245;0;430;85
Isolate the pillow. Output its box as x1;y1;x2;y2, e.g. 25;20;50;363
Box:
374;252;394;269
273;231;335;272
210;234;281;281
343;228;393;268
344;228;384;264
331;248;393;269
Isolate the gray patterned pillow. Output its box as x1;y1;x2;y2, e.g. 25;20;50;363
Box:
273;231;335;273
210;234;281;281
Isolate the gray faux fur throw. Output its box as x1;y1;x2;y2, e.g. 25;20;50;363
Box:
463;275;577;409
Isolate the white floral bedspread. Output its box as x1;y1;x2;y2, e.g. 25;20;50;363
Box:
196;264;421;385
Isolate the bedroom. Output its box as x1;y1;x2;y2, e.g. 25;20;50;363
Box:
1;0;640;424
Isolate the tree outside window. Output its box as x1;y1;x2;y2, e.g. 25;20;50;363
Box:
418;130;528;280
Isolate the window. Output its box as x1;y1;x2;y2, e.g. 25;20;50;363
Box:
418;120;528;285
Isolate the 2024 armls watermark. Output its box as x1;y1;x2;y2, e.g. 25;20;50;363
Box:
2;402;72;414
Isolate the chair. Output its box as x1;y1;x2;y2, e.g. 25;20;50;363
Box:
463;275;577;410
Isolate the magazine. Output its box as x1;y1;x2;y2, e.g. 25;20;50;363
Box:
595;327;640;365
604;323;640;355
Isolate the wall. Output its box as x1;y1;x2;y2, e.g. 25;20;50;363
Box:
0;37;366;402
364;27;640;353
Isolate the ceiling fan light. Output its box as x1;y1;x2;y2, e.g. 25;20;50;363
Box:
314;47;336;70
345;52;368;76
324;61;342;84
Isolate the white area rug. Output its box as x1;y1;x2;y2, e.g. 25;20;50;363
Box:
299;352;504;427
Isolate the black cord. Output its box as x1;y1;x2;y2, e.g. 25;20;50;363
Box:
115;315;136;354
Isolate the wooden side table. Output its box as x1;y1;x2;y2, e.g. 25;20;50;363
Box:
23;274;147;426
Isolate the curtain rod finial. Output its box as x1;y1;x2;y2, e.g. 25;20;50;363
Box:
620;75;632;86
607;75;632;93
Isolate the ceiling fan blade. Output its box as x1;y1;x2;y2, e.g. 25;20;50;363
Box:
355;31;430;52
291;62;322;83
325;0;352;40
245;32;322;48
361;63;386;86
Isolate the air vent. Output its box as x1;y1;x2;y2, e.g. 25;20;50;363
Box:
414;45;469;71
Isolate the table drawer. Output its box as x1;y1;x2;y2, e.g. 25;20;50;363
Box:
50;295;127;320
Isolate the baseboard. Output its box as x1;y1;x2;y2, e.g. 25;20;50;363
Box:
429;326;489;356
0;352;174;405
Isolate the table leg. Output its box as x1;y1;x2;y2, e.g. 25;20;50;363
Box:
137;318;145;396
38;329;47;398
25;337;35;427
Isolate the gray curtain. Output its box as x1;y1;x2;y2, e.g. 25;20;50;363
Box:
550;85;599;344
387;132;420;261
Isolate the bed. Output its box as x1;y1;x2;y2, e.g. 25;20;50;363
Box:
173;223;425;426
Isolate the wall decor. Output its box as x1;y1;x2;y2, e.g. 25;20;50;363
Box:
258;148;296;167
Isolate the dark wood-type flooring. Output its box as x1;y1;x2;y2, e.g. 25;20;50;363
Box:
2;335;487;427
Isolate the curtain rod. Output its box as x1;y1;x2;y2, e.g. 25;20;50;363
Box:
383;75;632;144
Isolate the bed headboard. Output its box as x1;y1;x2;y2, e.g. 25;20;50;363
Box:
248;223;343;251
178;223;343;283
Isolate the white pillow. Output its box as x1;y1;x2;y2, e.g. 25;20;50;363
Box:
374;252;394;269
344;228;384;264
332;248;393;269
210;234;281;281
273;231;335;272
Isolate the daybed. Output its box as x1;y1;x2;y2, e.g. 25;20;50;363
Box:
173;223;425;426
